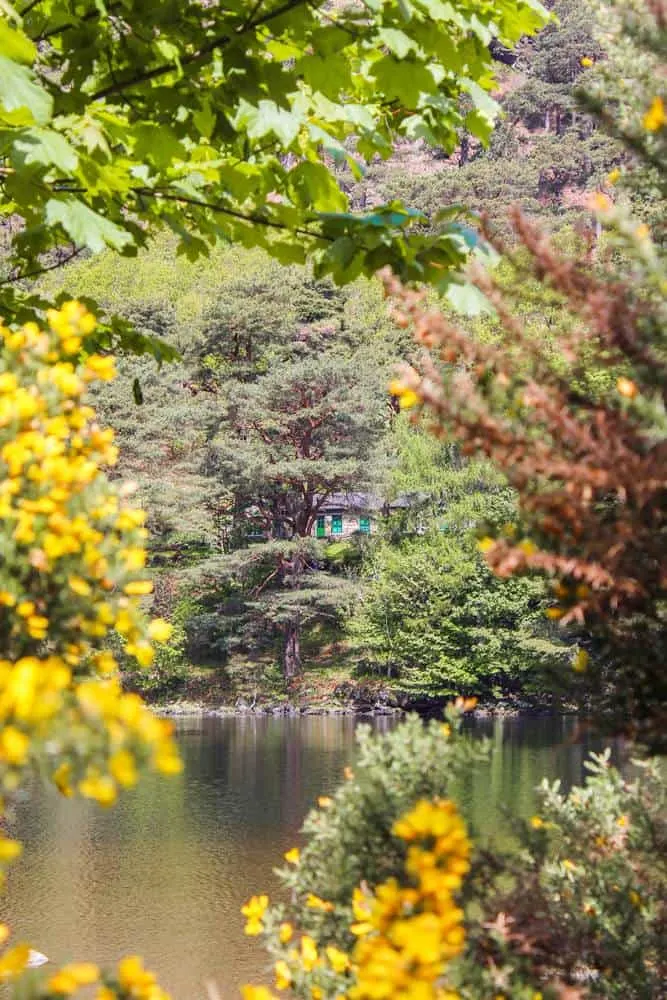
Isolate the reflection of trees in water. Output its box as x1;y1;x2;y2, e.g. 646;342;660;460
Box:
456;715;622;842
183;716;370;834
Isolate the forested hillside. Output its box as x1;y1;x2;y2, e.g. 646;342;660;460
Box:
33;0;626;709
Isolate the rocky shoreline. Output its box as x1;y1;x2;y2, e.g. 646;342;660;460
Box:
154;695;573;720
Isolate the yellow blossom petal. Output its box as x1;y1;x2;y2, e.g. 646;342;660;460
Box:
148;619;173;643
274;960;292;990
643;96;666;132
616;376;638;399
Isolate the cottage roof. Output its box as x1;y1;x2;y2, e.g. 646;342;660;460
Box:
318;491;382;513
318;491;427;513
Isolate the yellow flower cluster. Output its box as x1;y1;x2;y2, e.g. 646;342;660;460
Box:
349;799;470;1000
0;305;180;810
0;921;29;983
241;889;350;998
110;954;171;1000
388;380;421;411
0;305;182;1000
242;894;270;936
0;304;155;662
1;923;170;998
241;798;470;1000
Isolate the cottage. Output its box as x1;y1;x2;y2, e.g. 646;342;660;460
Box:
311;492;416;540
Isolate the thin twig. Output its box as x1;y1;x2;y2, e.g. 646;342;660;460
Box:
89;0;309;102
0;245;84;287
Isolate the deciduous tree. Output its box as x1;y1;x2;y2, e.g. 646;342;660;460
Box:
0;0;549;353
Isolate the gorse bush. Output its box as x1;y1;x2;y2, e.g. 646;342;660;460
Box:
457;749;667;999
0;305;178;994
243;795;471;1000
241;710;667;1000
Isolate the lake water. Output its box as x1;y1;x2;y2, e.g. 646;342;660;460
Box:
4;713;617;999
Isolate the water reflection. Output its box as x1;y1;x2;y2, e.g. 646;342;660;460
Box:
3;714;617;1000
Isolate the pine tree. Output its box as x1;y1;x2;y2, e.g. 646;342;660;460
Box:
203;290;387;678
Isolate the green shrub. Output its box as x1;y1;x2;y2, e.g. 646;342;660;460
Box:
243;711;666;999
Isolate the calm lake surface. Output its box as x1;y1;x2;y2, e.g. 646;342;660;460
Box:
4;713;617;999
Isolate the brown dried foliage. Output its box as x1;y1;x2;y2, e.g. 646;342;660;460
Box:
383;207;667;745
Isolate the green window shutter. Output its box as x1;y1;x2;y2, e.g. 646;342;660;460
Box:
359;517;370;534
316;516;325;538
331;515;343;534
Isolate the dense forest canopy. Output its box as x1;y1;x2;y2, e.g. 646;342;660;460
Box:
27;0;636;705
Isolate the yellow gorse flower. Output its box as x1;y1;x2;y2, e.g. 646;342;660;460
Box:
279;922;293;943
643;96;666;131
242;797;470;1000
617;376;638;399
0;943;30;981
306;893;334;912
388;379;422;410
241;988;276;1000
274;960;292;990
115;954;170;1000
300;935;319;972
147;619;173;643
242;894;270;935
0;306;181;854
325;946;350;973
344;799;469;1000
48;962;100;994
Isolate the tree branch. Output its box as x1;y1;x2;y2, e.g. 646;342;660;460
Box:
19;0;46;16
88;0;310;102
34;2;123;41
0;245;84;287
133;187;330;244
241;0;267;32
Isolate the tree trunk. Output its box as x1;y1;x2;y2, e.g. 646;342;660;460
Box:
283;618;301;678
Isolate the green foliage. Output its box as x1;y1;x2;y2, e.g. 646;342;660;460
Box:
274;709;490;943
254;714;667;998
0;0;551;351
387;0;667;747
196;273;390;676
579;0;667;240
136;626;189;699
39;246;402;682
348;528;565;698
458;749;667;998
351;0;620;244
348;421;568;698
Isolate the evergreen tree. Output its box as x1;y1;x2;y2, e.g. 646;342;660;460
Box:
203;296;387;677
